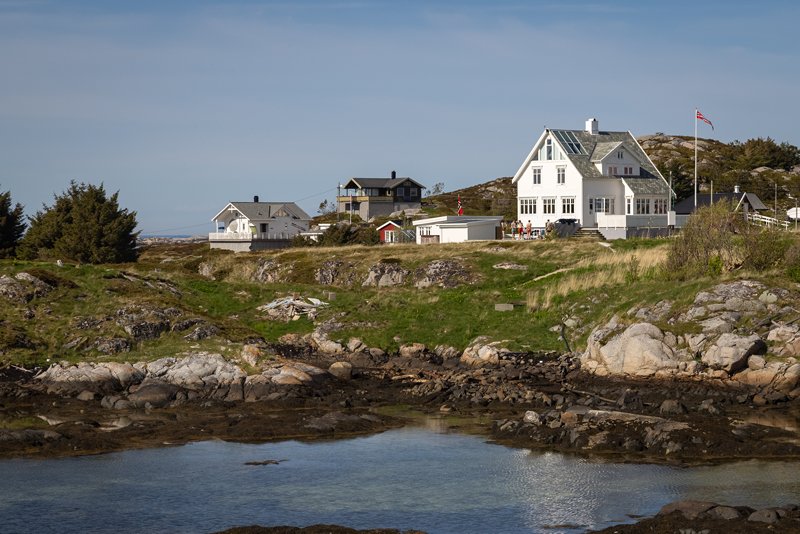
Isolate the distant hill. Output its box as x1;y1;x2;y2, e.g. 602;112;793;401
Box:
422;177;516;219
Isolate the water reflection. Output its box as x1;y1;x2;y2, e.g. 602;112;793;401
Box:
0;425;798;534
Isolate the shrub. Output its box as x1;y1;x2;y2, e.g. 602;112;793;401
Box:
18;181;138;264
665;201;744;278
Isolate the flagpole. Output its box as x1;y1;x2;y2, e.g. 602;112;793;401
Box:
694;108;698;208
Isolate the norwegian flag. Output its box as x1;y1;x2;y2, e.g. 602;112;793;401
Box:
696;110;714;130
457;195;463;216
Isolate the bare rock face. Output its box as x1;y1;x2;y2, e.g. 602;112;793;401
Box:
145;352;246;391
702;333;766;373
582;322;688;377
362;262;409;287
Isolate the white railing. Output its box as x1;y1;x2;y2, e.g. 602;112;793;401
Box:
746;213;790;229
595;213;670;229
209;232;293;241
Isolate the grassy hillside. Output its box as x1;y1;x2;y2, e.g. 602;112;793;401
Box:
2;234;798;369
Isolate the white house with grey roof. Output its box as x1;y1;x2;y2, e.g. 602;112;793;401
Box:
512;118;675;239
210;196;311;252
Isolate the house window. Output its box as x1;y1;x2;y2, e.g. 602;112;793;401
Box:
532;167;541;185
410;188;418;197
617;151;624;159
546;139;553;160
396;187;405;197
419;226;431;236
543;197;556;214
557;166;566;185
653;198;667;214
623;166;632;175
626;197;632;215
520;197;537;215
589;198;594;213
607;166;618;176
385;230;395;243
595;198;614;214
562;197;575;214
635;198;651;214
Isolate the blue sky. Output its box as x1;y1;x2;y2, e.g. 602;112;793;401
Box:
2;0;799;234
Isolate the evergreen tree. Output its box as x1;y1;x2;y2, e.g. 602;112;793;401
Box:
18;181;139;263
0;187;26;258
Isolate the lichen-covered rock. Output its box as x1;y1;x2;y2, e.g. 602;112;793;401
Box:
362;262;409;287
414;260;471;288
0;275;30;303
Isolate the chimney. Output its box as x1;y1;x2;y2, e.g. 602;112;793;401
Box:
391;170;396;179
585;118;598;135
734;185;740;194
254;195;259;203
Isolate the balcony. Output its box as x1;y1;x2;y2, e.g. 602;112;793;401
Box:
209;231;293;241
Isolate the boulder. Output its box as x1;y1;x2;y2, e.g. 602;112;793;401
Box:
310;331;344;354
240;344;262;367
35;361;144;396
127;379;183;408
347;338;366;353
748;508;780;524
702;333;766;373
523;410;542;425
399;343;427;358
581;322;687;377
460;337;502;367
156;352;246;390
658;500;716;520
328;361;353;380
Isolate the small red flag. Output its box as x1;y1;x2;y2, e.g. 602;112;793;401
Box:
696;110;714;130
457;195;463;216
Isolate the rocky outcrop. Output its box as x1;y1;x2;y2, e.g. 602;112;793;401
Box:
0;275;31;303
362;262;409;287
702;333;766;373
35;362;145;396
656;499;800;527
414;260;471;289
582;321;691;377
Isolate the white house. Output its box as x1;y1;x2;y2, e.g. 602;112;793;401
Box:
412;215;503;244
210;197;311;252
512;118;674;239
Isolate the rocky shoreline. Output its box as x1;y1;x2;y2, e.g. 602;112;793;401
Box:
2;279;800;532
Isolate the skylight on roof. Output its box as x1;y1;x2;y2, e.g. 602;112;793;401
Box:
553;130;587;155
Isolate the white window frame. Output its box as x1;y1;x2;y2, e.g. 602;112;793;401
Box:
532;167;541;185
520;197;537;215
557;166;566;185
562;197;575;214
543;197;556;214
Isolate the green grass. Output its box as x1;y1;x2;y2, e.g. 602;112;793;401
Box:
2;238;796;365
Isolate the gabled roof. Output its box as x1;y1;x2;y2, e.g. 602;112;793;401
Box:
622;178;671;196
376;220;403;231
513;127;666;187
342;177;426;190
673;192;768;215
212;201;311;222
590;141;624;162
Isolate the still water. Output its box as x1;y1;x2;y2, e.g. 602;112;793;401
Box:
1;424;799;534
